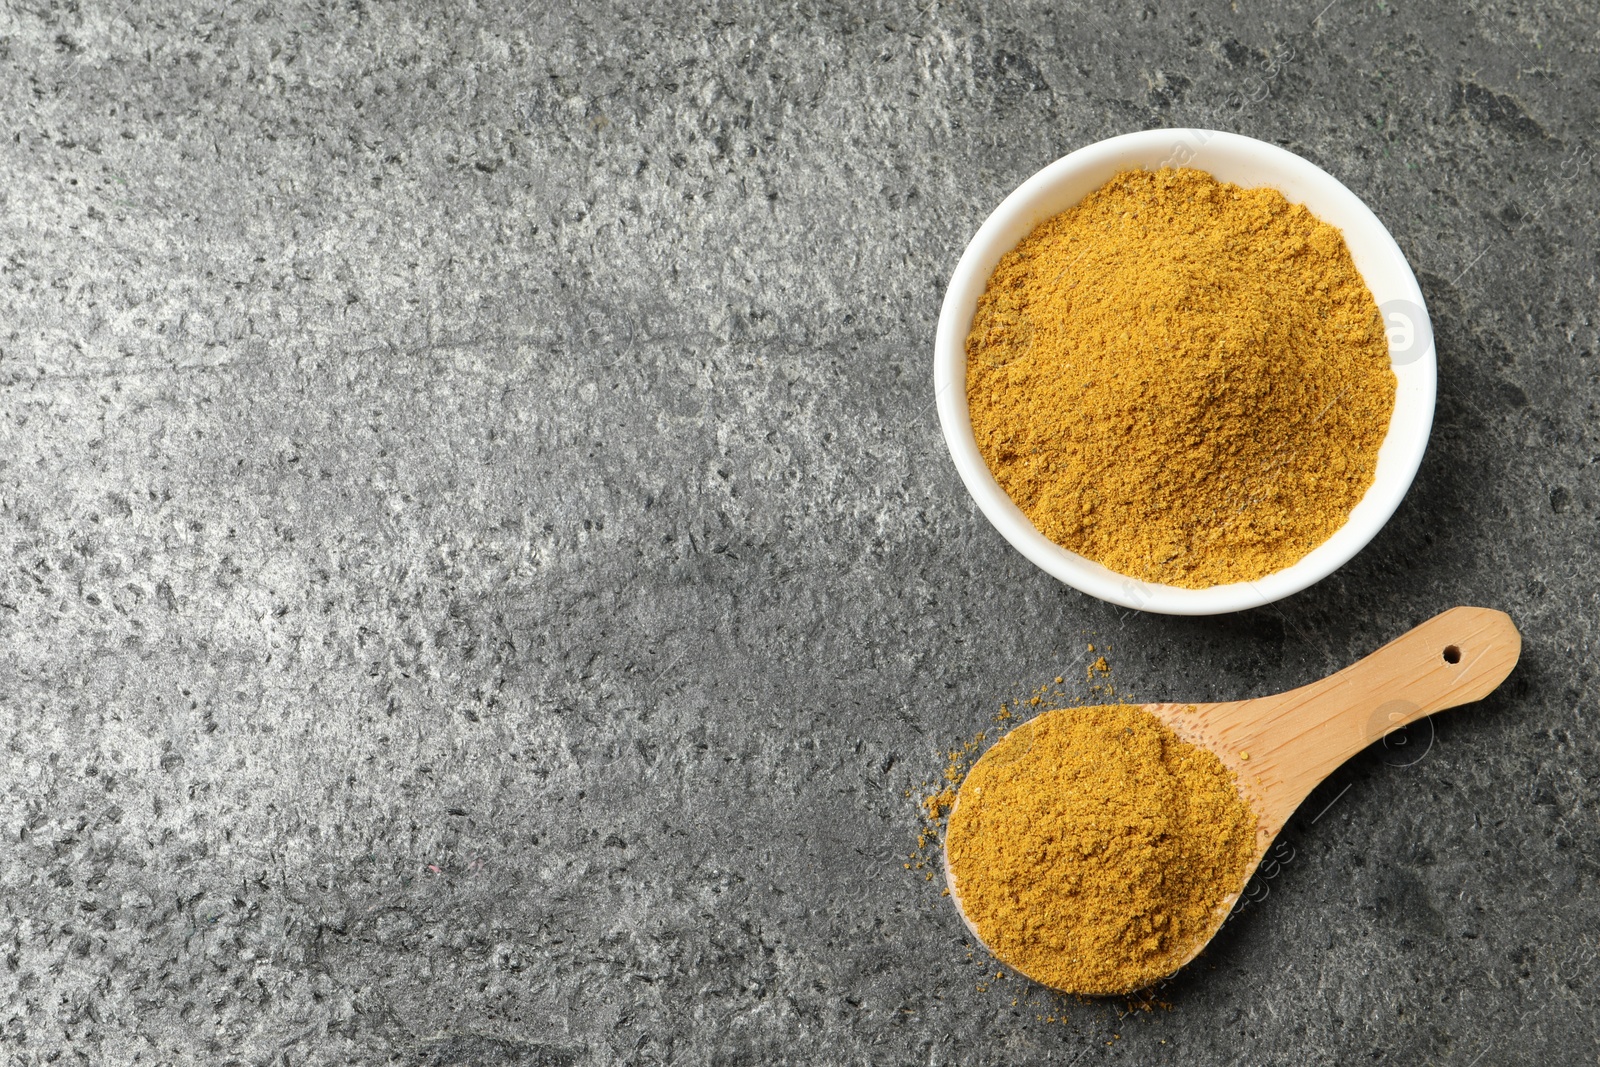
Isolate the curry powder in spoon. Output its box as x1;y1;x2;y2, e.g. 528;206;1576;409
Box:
965;166;1395;588
945;703;1255;994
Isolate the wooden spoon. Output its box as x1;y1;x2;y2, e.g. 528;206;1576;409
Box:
944;606;1522;993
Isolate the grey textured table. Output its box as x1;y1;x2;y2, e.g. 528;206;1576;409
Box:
2;2;1596;1064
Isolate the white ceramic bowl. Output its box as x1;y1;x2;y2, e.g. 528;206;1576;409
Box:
935;129;1436;615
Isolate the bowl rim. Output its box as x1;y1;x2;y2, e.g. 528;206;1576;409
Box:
934;128;1437;616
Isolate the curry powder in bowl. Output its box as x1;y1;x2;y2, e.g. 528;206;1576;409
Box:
965;166;1396;589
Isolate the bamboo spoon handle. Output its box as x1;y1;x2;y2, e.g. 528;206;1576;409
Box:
1223;607;1522;831
1289;605;1521;719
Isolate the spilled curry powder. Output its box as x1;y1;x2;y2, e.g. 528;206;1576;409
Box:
944;703;1255;995
966;167;1396;587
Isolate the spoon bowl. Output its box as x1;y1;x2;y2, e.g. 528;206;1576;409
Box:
943;607;1522;994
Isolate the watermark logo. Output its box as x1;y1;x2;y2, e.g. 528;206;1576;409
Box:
1379;298;1433;367
1363;698;1433;767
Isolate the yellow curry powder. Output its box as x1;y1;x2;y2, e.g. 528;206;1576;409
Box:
965;167;1396;587
945;703;1255;995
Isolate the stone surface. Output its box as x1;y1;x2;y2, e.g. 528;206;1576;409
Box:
1;1;1596;1063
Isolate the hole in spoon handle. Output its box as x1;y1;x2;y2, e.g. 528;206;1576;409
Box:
1254;608;1521;827
1337;607;1522;731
